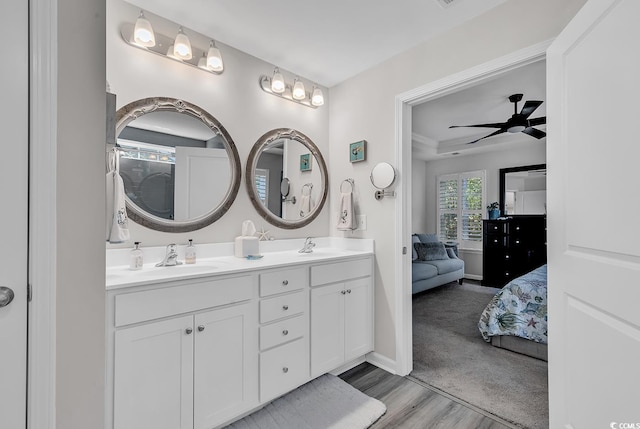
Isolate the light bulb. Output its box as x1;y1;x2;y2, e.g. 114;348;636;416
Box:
206;41;224;72
292;78;306;100
133;10;155;47
271;68;285;94
311;86;324;106
173;27;192;60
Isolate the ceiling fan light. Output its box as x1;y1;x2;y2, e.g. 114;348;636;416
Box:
271;68;285;94
507;125;526;133
206;41;224;72
173;27;192;60
133;10;155;47
292;78;306;100
311;86;324;106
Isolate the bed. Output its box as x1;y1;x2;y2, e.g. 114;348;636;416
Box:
478;264;548;361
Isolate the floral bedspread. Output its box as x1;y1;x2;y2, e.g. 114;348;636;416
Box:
478;264;548;344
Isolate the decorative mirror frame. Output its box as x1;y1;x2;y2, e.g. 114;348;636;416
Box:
246;128;328;229
114;97;241;233
499;163;546;216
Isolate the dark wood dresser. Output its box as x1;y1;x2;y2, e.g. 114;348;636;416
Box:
482;216;546;287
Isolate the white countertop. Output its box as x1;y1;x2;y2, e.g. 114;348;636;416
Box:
106;237;374;290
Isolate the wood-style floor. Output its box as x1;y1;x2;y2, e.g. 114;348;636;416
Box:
340;363;515;429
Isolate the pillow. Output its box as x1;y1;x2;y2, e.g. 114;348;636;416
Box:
416;233;439;244
411;235;421;261
414;242;449;261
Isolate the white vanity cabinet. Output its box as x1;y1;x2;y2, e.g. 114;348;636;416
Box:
108;275;258;429
310;258;374;377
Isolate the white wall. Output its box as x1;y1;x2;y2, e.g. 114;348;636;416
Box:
329;0;586;362
107;0;330;247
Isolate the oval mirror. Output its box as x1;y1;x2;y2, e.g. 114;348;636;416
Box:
112;97;241;232
246;128;328;229
370;162;396;189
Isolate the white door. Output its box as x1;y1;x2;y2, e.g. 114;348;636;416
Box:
0;0;28;427
547;0;640;427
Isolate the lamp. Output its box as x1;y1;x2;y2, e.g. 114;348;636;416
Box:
173;27;192;60
271;68;285;94
120;16;224;75
311;86;324;106
292;78;305;100
133;10;155;47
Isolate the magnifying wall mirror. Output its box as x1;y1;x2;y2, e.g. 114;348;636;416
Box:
370;162;396;200
246;128;328;229
499;163;546;216
112;97;241;232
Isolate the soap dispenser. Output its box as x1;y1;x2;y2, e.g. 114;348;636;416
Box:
130;241;143;270
185;239;196;264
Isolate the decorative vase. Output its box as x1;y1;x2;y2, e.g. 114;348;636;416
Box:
488;208;500;220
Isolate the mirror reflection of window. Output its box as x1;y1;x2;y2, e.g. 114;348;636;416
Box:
255;168;269;205
504;169;546;215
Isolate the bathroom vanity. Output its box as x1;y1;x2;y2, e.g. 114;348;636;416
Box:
105;238;374;429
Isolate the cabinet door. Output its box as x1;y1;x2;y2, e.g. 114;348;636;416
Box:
114;315;194;429
344;277;373;361
193;302;258;429
310;283;345;377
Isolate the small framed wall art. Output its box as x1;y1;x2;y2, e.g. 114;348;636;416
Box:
300;153;312;171
349;140;366;163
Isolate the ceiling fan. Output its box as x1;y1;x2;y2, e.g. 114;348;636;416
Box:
449;93;546;144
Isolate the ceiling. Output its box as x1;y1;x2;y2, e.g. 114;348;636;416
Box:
125;0;506;87
412;60;547;160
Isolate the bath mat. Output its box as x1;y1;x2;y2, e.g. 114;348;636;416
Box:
226;373;386;429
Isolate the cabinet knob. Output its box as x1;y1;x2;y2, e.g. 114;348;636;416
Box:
494;239;498;243
515;240;520;244
505;254;509;259
282;305;289;311
282;367;289;373
346;289;352;294
505;272;510;276
282;329;289;336
341;290;346;295
282;280;289;286
197;325;205;332
185;327;193;335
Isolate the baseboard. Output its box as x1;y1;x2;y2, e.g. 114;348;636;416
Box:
329;356;367;376
464;274;482;281
365;352;397;375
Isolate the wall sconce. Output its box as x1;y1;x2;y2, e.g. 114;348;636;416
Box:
121;10;224;75
259;68;324;108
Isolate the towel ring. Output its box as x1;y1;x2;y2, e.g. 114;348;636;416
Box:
301;183;313;195
340;178;354;193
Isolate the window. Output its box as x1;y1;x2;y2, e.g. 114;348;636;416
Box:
255;168;269;205
437;170;485;250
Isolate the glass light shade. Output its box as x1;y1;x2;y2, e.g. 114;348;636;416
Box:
166;45;179;60
173;27;192;60
134;11;155;47
197;53;208;69
206;42;224;72
311;87;324;106
271;68;285;93
292;79;306;100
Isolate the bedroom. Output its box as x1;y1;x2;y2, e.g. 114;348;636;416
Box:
410;59;548;428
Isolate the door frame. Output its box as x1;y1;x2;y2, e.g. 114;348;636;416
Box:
393;40;552;375
28;0;58;427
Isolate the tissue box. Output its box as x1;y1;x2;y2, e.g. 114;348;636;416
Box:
234;236;259;258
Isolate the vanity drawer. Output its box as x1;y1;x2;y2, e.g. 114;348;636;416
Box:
260;267;307;297
260;314;306;351
115;275;252;327
260;290;306;324
260;338;308;402
310;258;371;286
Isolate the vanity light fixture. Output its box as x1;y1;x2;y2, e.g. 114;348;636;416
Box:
120;14;225;75
259;69;323;109
133;10;155;47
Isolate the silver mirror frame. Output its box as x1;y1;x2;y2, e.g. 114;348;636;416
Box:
114;97;241;233
246;128;328;229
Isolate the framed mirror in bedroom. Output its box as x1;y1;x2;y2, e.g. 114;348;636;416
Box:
499;164;546;216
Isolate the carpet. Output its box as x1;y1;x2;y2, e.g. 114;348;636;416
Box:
226;374;387;429
411;282;548;429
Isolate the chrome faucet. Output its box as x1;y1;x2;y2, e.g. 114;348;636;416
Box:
156;243;182;267
298;237;316;253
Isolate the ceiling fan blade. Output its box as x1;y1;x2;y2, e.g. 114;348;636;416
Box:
466;128;506;144
522;127;546;139
528;116;546;126
449;122;506;129
520;100;543;118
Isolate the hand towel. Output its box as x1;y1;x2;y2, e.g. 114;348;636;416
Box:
299;185;314;217
337;191;356;231
106;150;130;243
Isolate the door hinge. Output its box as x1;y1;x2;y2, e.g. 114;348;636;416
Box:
402;246;407;255
27;284;32;302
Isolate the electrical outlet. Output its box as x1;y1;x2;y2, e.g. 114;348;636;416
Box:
356;215;367;231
